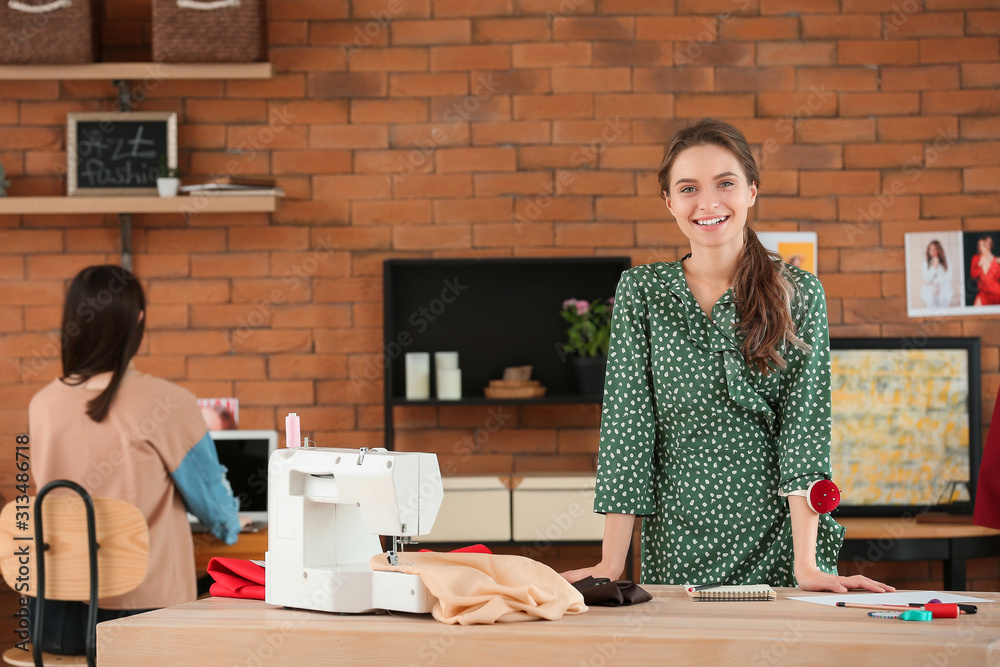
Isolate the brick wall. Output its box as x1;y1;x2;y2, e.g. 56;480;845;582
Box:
1;0;999;615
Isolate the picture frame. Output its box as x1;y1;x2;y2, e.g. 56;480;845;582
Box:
67;111;178;196
756;231;818;275
904;230;1000;317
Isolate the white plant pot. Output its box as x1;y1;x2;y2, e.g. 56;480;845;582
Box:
157;177;180;198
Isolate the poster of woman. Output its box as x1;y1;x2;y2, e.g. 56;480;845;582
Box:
904;231;964;316
965;231;1000;309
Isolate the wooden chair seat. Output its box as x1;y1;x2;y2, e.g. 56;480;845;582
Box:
2;646;87;666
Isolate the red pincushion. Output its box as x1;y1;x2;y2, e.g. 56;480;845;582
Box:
807;479;841;514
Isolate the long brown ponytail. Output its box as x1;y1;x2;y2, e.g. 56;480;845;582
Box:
656;118;807;374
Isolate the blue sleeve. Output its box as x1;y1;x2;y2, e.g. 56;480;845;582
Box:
171;432;240;545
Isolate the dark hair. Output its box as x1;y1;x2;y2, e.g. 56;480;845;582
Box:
926;240;948;271
60;265;145;422
656;117;805;374
979;235;994;253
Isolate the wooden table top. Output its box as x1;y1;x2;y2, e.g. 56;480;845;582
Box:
97;586;1000;666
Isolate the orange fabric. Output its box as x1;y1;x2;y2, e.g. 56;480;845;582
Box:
29;369;207;609
369;551;586;625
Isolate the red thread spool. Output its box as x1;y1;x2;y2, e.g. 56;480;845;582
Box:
925;603;960;619
807;479;841;514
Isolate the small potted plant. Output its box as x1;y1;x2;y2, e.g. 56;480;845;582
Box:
156;156;180;197
560;297;614;397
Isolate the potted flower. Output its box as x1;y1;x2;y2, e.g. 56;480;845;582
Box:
560;297;613;397
156;156;180;197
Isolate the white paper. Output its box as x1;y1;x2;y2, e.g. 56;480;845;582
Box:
787;591;993;606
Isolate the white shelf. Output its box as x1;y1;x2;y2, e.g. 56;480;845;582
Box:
0;62;272;80
0;195;277;215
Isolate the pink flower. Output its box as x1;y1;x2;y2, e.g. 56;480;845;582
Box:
562;298;576;310
575;299;589;315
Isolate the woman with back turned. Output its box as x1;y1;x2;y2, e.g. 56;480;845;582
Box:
562;119;893;593
28;265;240;654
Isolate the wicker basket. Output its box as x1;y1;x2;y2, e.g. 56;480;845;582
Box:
0;0;96;64
152;0;265;63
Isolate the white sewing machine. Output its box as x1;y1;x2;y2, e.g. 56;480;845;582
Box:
264;446;443;614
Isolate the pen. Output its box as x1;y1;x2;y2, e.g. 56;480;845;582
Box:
693;582;724;591
837;602;964;618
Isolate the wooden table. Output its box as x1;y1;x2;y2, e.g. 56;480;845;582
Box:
96;586;1000;666
192;519;1000;590
838;518;1000;591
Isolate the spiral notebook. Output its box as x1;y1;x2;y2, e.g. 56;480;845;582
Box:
685;584;776;602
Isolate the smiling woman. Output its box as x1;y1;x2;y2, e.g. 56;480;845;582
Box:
561;118;895;597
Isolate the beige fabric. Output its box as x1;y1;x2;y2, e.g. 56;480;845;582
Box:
369;552;587;625
29;368;207;610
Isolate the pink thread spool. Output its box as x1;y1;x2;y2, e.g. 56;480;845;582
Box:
285;412;301;448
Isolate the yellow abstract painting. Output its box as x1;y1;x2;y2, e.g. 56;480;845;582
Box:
831;349;970;507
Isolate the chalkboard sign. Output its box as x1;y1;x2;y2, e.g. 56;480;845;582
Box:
67;112;177;196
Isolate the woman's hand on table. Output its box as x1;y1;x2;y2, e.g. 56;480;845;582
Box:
559;563;622;584
795;565;895;593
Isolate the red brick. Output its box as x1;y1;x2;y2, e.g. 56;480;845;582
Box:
881;65;960;91
796;67;878;92
22;306;59;331
635;16;714;41
839;40;920;65
394;174;473;199
554;222;634;247
920;37;1000;64
272;0;348;19
311;20;387;47
924;195;1000;218
924;90;1000;114
595;196;666;221
591;43;669;69
885;12;964;38
435;197;514;222
471;121;550;145
759;42;836;66
878;116;959;142
430;45;511;71
840;93;920;117
515;0;594;13
881;169;961;194
965;168;1000;193
968;11;1000;36
189;305;269;329
961;117;1000;139
475;221;554;246
430;92;511;122
393;224;471;250
674;42;753;67
191;253;269;278
555;170;633;195
513;94;594;120
633;67;714;92
677;0;756;12
844;143;923;168
515;196;593;221
188;356;267;380
795;118;875;144
348;47;430;72
757;91;838;118
391;19;471;45
436;147;517;173
387;73;468;96
352;0;430;18
353;200;433;225
801;14;881;39
963;63;1000;88
839;195;920;221
821;273;884;298
354;150;430;175
435;0;512;16
268;304;352;327
313;327;382;353
756;197;837;221
759;145;843;170
0;81;58;100
512;42;592;68
675;93;753;118
226;124;309;150
0;230;62;254
554;16;633;40
180;124;226;150
307;72;388;98
719;17;798;41
715;67;795;92
269;354;348;380
349;99;428;124
552;67;631;93
272;47;347;73
924;141;1000;168
314;175;392;200
232;279;312;304
473;17;551;42
600;145;663;170
149;331;229;355
268;21;309;46
273;150;352;175
475;172;552;196
389;122;469;148
185;100;267;124
518;145;598;169
236;381;314;406
0;128;60;151
145;229;226;254
800;171;880;196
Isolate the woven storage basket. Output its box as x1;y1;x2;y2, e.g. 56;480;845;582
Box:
152;0;264;63
0;0;96;64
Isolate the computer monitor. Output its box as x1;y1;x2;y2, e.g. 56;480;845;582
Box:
208;429;278;523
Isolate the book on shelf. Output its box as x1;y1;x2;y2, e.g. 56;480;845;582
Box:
180;183;284;197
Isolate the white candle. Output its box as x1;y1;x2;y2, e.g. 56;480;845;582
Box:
435;351;459;371
405;352;430;400
436;368;462;400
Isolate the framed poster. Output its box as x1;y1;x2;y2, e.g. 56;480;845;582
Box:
905;230;1000;317
757;231;818;275
67;111;178;195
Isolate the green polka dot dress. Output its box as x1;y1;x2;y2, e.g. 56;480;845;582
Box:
594;257;845;586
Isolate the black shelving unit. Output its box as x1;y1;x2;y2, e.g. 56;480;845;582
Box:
383;257;631;449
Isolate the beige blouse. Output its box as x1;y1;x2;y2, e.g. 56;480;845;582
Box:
29;368;207;610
